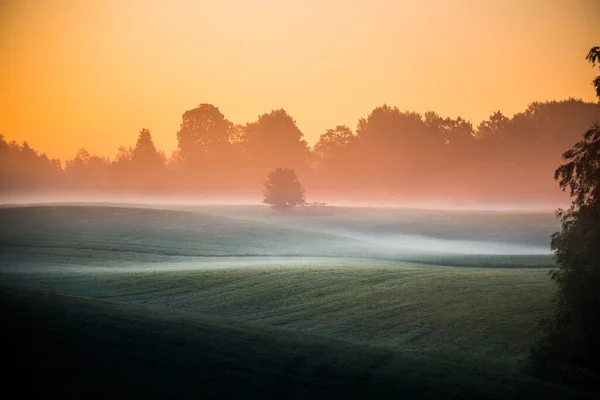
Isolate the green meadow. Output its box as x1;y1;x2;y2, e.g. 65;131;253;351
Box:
2;204;591;398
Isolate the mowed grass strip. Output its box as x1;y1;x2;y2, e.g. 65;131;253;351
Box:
4;265;556;371
1;286;591;399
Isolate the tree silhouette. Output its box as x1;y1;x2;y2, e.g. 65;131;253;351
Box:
354;105;446;194
0;135;63;192
531;45;600;378
424;111;474;146
176;104;233;165
244;109;309;171
313;125;356;164
106;129;166;191
263;168;306;210
586;46;600;99
532;123;600;377
132;128;163;168
130;129;166;190
3;88;600;201
475;111;510;140
312;125;359;191
65;148;110;189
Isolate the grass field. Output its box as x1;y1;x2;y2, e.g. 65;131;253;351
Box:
3;286;591;399
3;266;554;372
1;204;590;397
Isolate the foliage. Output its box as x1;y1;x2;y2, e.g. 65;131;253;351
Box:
114;129;166;190
532;46;600;380
263;168;306;210
131;129;164;168
64;148;111;189
532;124;600;375
0;134;63;191
313;125;356;163
176;103;233;164
424;111;474;146
243;109;309;171
475;111;510;139
585;46;600;99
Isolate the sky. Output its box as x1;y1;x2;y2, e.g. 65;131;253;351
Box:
1;0;599;162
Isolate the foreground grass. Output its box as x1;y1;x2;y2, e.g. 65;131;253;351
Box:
1;286;590;399
4;265;556;371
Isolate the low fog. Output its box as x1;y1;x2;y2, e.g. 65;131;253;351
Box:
0;192;563;212
313;231;551;256
0;199;556;276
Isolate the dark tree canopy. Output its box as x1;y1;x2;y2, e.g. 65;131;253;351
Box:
586;46;600;99
554;126;600;208
532;45;600;379
532;123;600;376
263;168;306;210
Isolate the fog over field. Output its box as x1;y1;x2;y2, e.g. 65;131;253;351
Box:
0;202;557;277
316;231;550;255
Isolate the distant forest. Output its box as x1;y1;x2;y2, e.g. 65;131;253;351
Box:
2;99;600;203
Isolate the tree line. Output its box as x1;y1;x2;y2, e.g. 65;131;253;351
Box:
2;99;600;202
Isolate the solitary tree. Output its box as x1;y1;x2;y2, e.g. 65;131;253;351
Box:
263;168;305;210
532;45;600;377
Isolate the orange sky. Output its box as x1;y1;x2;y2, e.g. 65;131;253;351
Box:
1;0;599;162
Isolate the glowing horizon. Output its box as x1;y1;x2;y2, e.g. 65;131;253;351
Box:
1;0;599;161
